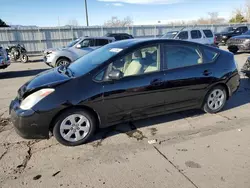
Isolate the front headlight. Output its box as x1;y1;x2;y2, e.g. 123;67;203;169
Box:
222;36;228;39
20;88;55;110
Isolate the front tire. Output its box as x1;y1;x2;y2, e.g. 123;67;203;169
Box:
53;109;96;146
203;86;227;113
56;58;70;67
228;48;238;54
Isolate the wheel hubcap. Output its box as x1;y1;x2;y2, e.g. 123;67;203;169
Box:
60;114;90;142
207;89;225;110
59;60;69;66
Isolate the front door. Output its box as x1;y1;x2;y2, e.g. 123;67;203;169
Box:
99;44;166;124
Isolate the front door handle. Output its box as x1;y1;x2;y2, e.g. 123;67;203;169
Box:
203;70;212;76
150;79;164;86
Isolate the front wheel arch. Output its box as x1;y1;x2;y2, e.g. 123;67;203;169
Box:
55;57;71;67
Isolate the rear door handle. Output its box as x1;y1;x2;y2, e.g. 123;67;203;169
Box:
150;79;164;86
203;70;212;76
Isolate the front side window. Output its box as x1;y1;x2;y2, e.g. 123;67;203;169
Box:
80;39;95;47
191;30;202;39
95;39;109;46
177;31;188;40
164;44;203;69
103;45;160;80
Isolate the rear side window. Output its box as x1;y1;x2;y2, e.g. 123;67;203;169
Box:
164;45;203;69
177;31;188;40
95;39;109;46
121;35;130;40
191;30;202;39
203;48;219;62
203;30;213;38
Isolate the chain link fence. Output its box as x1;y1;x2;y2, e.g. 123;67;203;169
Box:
0;23;249;53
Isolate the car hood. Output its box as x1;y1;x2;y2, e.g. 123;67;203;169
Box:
231;35;250;39
18;68;71;99
44;47;68;54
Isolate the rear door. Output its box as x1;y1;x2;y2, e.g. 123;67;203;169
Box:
190;30;204;44
162;43;216;110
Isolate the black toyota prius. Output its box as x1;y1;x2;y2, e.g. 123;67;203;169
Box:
10;39;240;146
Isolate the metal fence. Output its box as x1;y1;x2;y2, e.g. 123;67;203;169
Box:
0;23;250;53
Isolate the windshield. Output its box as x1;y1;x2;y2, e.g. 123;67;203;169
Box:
66;38;81;47
221;27;234;33
162;31;178;39
68;44;123;76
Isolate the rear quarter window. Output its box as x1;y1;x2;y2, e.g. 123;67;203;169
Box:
203;30;213;38
203;48;219;62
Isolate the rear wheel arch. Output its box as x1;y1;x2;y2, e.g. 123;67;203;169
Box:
49;105;101;133
204;83;230;105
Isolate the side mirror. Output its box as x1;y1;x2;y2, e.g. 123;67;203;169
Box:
108;70;123;80
76;44;81;49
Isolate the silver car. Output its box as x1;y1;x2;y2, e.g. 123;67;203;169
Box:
44;36;115;67
0;47;11;69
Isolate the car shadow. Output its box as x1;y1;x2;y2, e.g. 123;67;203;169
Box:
0;68;48;79
89;77;250;145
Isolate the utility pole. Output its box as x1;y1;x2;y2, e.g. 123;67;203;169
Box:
84;0;89;27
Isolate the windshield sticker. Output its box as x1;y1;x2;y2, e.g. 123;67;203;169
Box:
109;48;123;53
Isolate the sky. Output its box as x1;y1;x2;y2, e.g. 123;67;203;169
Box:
0;0;246;26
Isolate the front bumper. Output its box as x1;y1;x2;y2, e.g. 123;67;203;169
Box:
9;98;51;139
43;54;57;68
227;43;250;51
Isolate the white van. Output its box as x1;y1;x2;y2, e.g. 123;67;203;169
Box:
162;29;216;46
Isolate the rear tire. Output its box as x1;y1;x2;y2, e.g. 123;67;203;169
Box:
203;86;227;114
53;109;96;146
56;58;70;67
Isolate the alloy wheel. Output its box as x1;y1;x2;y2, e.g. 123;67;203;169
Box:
207;89;225;111
59;114;90;142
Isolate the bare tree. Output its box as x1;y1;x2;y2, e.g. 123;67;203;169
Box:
104;16;133;27
67;19;79;26
245;0;250;21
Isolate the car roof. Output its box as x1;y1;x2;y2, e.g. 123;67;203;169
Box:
80;36;115;40
105;38;218;49
106;33;131;35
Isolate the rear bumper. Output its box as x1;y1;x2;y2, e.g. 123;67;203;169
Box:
9;98;52;139
226;72;240;96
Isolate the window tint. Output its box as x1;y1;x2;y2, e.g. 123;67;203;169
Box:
241;27;248;33
191;30;202;39
203;30;213;38
203;48;219;62
164;45;203;69
95;39;109;46
177;31;188;40
114;35;122;40
121;35;130;39
80;39;95;47
105;45;160;80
